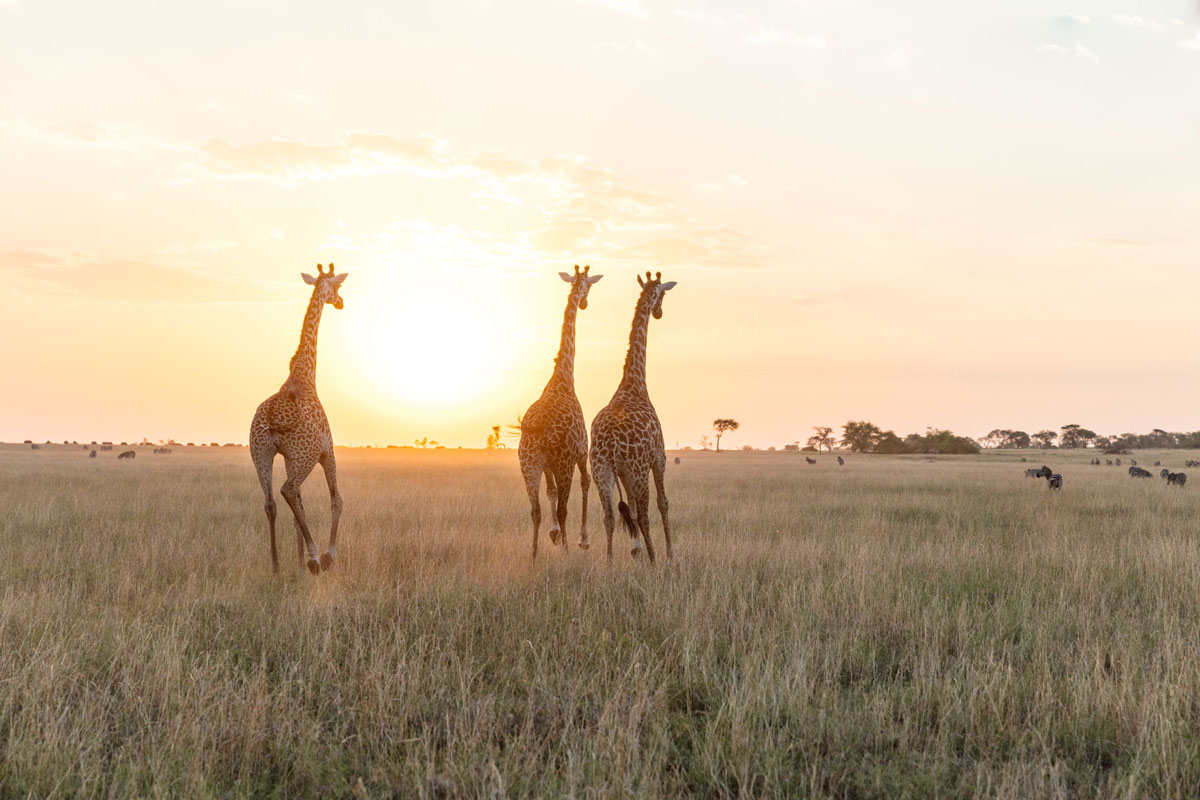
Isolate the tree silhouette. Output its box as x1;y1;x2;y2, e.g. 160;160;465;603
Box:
1031;430;1058;448
1059;424;1096;449
806;426;837;452
415;437;428;449
841;420;883;453
486;425;505;449
712;419;740;452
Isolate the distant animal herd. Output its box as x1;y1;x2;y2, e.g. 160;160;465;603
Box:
1024;458;1190;490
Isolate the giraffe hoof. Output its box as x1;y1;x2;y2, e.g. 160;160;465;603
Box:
631;547;642;559
319;552;334;571
578;540;590;550
549;529;560;545
306;558;321;575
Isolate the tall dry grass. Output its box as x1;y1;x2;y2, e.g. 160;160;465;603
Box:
2;444;1200;798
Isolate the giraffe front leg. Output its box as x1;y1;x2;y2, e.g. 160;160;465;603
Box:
554;467;573;552
319;452;342;571
544;469;561;545
577;457;591;550
653;462;672;560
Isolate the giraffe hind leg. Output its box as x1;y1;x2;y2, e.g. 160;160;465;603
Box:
653;460;672;560
280;453;321;575
251;438;279;573
544;468;560;545
553;466;573;551
521;455;544;559
577;457;591;550
591;456;616;559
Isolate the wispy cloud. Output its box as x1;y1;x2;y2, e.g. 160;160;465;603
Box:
0;250;271;304
742;26;826;48
674;7;722;25
1113;14;1162;31
1036;41;1100;63
1179;30;1200;50
575;0;649;18
597;39;664;62
884;44;911;72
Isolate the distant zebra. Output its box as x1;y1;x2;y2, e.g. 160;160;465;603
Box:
1130;459;1137;466
29;444;39;450
805;456;817;465
837;456;845;466
1020;457;1028;463
89;450;96;458
117;450;136;460
1129;466;1152;478
1024;468;1042;478
1154;461;1161;467
674;457;680;465
1116;458;1122;466
1036;465;1062;490
1161;468;1171;479
1168;472;1187;487
1106;460;1113;465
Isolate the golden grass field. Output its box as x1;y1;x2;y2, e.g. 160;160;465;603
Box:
3;443;1200;798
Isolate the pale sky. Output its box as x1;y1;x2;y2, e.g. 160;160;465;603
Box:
3;0;1199;448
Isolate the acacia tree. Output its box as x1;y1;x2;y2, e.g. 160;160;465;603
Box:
1030;430;1058;449
486;425;505;449
842;420;883;453
1059;424;1097;449
712;419;740;452
699;434;711;451
806;426;837;452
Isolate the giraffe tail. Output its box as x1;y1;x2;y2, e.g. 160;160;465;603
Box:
616;481;637;538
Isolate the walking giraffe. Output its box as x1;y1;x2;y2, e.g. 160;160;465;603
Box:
590;271;677;561
249;263;348;574
519;264;603;558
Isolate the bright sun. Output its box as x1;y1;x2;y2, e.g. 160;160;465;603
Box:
347;272;509;407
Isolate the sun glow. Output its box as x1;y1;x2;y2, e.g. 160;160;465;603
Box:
346;270;510;407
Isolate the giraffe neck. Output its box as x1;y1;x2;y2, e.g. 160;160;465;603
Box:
550;295;579;385
618;294;653;394
286;290;324;389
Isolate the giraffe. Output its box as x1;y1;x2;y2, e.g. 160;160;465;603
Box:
249;263;348;575
519;264;603;558
589;271;677;562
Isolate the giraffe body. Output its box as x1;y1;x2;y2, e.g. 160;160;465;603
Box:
519;266;602;557
589;271;677;561
249;264;347;575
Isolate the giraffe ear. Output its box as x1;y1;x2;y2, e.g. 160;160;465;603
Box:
559;272;574;283
330;272;348;286
301;272;317;285
661;281;677;291
587;274;603;284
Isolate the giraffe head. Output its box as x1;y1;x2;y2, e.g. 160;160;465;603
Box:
301;263;349;309
558;264;603;309
637;270;677;319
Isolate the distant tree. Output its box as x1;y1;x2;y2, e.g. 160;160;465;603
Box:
906;427;980;455
1004;430;1031;449
783;442;799;451
415;437;428;448
699;434;711;451
1031;430;1058;449
841;420;883;453
806;426;837;452
486;425;505;449
1059;424;1097;449
712;419;740;452
874;431;909;454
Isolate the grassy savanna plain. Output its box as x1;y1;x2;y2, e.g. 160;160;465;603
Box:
4;445;1200;798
